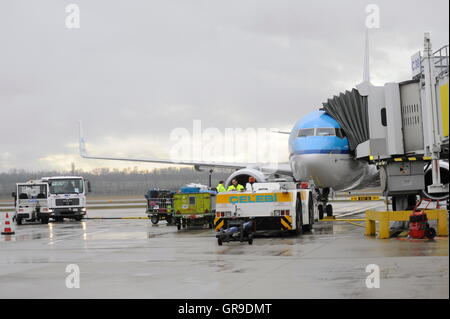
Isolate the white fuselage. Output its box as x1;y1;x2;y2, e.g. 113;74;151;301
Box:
290;153;379;191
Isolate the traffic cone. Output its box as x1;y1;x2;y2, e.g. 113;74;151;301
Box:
1;213;15;235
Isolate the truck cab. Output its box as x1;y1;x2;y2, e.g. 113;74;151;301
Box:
41;176;89;221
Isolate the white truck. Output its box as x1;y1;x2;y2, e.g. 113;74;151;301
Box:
214;182;318;244
13;176;90;224
43;176;90;221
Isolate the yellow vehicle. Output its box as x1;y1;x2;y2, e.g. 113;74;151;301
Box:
214;182;318;237
173;191;215;230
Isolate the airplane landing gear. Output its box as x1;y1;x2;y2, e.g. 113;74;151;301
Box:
316;187;333;219
325;204;333;217
318;204;324;220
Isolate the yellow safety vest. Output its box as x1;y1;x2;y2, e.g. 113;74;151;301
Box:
216;184;226;192
227;184;245;191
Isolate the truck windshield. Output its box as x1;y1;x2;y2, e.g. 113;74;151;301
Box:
17;184;47;199
49;179;84;194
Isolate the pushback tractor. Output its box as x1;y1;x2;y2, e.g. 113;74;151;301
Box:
214;182;318;245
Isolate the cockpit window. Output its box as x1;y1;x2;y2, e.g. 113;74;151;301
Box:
297;128;346;138
297;128;315;137
315;128;335;136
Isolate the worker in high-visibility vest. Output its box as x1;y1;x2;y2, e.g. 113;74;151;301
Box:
216;181;227;193
227;179;245;191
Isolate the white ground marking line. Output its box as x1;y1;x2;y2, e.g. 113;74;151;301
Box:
336;202;386;218
47;230;109;245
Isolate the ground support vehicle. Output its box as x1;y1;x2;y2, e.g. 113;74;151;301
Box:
214;182;318;243
216;218;255;245
42;176;89;221
13;181;51;225
13;176;89;222
173;189;216;230
145;189;175;225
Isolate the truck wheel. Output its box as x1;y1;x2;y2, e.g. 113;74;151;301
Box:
295;196;302;235
318;205;324;220
248;234;253;245
74;216;82;221
302;193;314;232
326;204;333;217
218;238;223;246
54;217;63;222
150;215;159;225
16;218;22;226
165;215;173;225
41;217;49;224
177;223;181;230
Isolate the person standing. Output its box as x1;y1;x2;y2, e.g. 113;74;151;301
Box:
216;181;226;193
227;179;245;191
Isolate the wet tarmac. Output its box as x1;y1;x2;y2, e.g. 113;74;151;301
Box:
0;202;448;299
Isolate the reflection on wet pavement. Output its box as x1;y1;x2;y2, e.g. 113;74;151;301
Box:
0;203;448;298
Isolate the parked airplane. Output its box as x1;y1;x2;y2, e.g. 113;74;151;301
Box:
78;30;449;215
78;109;380;217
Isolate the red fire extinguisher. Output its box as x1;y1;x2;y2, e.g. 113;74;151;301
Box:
409;199;436;240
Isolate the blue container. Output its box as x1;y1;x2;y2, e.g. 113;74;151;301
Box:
180;187;201;193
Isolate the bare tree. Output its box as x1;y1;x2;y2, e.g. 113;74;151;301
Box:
0;167;233;197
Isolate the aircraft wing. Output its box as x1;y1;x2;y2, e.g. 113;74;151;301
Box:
78;122;293;175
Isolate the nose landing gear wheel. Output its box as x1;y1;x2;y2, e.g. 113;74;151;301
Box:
325;204;333;217
318;204;324;220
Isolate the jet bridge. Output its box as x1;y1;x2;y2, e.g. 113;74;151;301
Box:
322;33;449;210
322;89;369;152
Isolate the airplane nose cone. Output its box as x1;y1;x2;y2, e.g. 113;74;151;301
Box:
290;154;360;189
291;154;328;186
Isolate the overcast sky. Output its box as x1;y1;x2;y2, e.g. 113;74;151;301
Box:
0;0;448;172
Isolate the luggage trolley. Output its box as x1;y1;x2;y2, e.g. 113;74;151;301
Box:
145;189;175;225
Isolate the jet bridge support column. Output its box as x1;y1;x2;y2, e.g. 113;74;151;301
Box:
422;33;445;195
